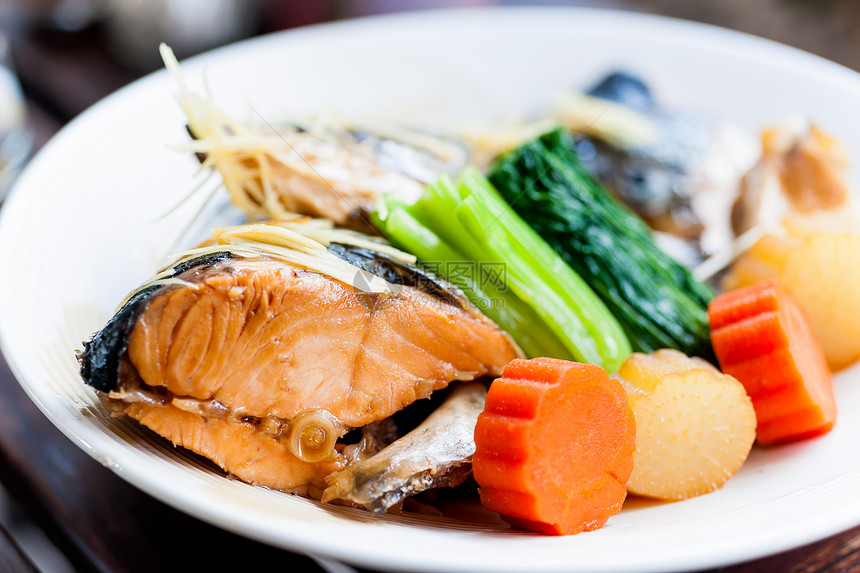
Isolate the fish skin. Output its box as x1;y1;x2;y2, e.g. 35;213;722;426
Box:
321;382;487;512
78;252;233;393
588;71;656;114
327;243;472;311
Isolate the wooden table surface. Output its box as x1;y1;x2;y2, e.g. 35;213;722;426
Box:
2;5;860;572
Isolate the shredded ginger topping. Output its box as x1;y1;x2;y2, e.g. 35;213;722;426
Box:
160;43;300;221
117;219;416;311
159;44;431;224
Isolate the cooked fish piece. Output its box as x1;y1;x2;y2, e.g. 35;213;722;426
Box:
564;71;760;256
321;382;486;513
162;45;466;232
345;125;468;184
733;120;860;236
458;71;759;257
79;222;520;497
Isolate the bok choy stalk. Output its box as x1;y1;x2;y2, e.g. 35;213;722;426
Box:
374;167;630;371
488;128;715;359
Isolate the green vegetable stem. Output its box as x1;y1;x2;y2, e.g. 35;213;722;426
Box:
374;167;631;372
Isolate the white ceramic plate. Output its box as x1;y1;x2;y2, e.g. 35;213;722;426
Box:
2;7;860;572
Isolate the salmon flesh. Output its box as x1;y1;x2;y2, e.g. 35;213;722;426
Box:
79;246;519;497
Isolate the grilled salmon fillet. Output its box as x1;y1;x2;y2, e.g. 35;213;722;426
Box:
80;246;520;496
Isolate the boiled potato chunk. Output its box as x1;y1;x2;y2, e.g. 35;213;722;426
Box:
724;222;860;370
619;350;756;500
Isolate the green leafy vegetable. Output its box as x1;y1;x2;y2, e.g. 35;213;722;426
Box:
374;168;631;371
488;128;715;360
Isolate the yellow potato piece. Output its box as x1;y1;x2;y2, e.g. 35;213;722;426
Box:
725;225;860;370
779;233;860;370
620;355;756;501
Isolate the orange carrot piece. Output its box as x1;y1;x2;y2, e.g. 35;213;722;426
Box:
708;279;836;446
473;357;636;535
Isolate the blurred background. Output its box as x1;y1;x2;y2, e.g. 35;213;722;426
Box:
2;0;860;159
0;0;857;571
